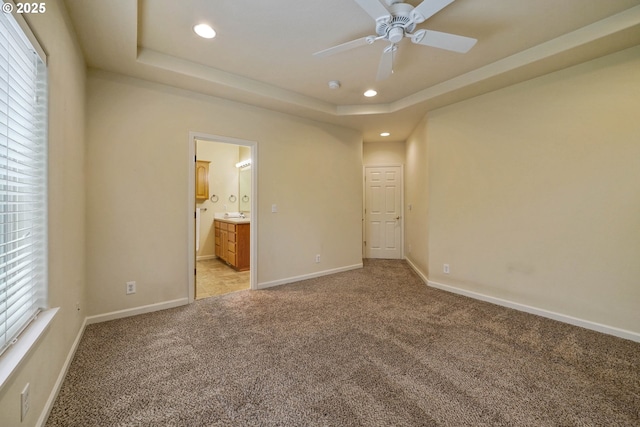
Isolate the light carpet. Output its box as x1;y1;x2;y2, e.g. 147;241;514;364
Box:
46;259;640;426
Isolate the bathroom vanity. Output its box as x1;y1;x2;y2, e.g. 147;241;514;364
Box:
214;218;250;271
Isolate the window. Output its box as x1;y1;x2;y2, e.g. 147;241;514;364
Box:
0;5;48;356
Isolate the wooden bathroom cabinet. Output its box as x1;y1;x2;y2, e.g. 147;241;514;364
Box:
214;219;250;271
195;160;210;201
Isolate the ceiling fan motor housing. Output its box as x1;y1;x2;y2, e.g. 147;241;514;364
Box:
376;2;416;41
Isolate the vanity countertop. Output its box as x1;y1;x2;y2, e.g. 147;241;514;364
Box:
215;217;250;224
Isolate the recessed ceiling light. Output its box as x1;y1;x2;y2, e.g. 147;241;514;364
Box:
193;24;216;39
380;132;390;137
364;89;377;97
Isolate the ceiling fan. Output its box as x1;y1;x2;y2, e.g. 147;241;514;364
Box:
313;0;477;81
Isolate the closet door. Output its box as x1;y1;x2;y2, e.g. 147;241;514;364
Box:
365;166;403;259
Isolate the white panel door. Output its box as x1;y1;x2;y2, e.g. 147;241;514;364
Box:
365;166;402;259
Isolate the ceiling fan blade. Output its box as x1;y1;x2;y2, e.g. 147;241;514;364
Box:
353;0;391;21
411;0;455;24
411;29;477;53
376;44;397;81
313;36;374;58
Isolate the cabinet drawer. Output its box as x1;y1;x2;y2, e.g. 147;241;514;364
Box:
228;232;236;243
228;241;236;253
214;221;220;229
227;224;236;233
226;252;236;266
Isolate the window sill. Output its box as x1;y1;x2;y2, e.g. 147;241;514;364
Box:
0;307;59;391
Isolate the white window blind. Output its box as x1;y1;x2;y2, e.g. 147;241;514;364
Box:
0;6;48;356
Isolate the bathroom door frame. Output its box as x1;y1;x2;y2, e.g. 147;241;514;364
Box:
187;131;258;303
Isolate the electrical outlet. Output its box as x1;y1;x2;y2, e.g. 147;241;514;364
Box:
443;264;450;274
126;281;136;294
315;254;320;263
21;383;30;421
271;204;278;213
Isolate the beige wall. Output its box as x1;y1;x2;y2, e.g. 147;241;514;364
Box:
196;141;240;259
404;117;430;277
425;46;640;333
0;1;87;425
363;141;406;165
86;71;363;315
239;146;251;163
6;6;637;426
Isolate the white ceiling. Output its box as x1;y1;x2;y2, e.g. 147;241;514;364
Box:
64;0;640;142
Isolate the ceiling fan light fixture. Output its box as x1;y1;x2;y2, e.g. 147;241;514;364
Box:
193;24;216;39
364;89;378;97
387;26;405;43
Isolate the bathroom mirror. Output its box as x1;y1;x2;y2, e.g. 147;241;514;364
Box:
239;168;251;213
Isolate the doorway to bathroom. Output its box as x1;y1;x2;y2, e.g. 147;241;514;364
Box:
188;132;257;302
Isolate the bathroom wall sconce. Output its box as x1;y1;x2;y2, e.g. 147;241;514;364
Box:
235;159;252;169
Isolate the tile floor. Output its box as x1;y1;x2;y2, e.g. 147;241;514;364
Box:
196;258;250;299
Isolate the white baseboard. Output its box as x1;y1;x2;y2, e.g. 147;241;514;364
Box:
403;259;640;343
258;263;363;290
85;298;189;325
37;315;87;427
404;256;428;283
429;279;640;343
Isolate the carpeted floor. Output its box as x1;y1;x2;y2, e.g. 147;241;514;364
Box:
46;259;640;426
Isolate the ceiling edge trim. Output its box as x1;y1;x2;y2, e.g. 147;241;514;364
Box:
136;5;640;118
136;48;337;115
392;4;640;112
